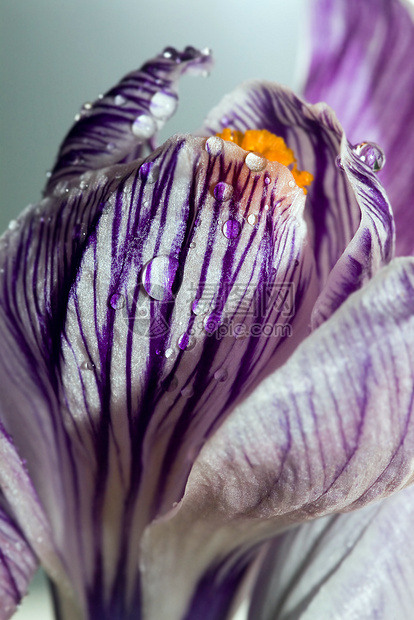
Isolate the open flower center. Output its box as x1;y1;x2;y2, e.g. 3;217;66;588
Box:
216;127;314;193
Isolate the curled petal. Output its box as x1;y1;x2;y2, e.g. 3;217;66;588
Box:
140;257;414;620
201;82;394;324
304;0;414;256
45;46;213;192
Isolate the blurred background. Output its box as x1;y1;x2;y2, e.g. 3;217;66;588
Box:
1;0;303;616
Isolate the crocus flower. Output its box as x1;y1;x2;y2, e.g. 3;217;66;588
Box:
1;0;414;618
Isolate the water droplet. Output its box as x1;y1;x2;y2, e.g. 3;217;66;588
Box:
335;156;344;171
81;361;95;371
132;114;157;139
108;293;125;310
214;182;234;201
139;161;160;183
82;102;93;110
192;299;209;315
142;256;180;301
288;180;296;189
353;142;385;172
178;333;196;351
162;46;178;60
264;172;271;185
74;113;81;122
205;136;224;156
214;368;228;382
149;91;178;120
165;375;178;392
79;180;89;190
247;213;257;226
222;219;241;239
245;152;266;172
181;385;194;398
45;170;52;179
189;241;196;249
264;204;270;211
204;313;220;333
115;94;126;106
165;347;173;359
8;220;18;231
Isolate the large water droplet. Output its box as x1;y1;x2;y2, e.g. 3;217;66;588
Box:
222;219;241;239
205;136;224;156
139;161;160;183
149;91;178;120
288;180;296;189
108;293;125;310
214;182;234;201
132;114;157;139
353;142;385;172
165;347;174;359
142;256;180;301
245;152;266;172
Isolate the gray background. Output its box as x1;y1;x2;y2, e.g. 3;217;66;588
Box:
1;0;303;616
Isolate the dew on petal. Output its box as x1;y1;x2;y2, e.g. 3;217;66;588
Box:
214;182;234;201
82;102;93;110
353;142;386;172
81;361;95;371
132;114;157;139
115;94;126;106
139;161;160;183
108;293;125;310
205;136;224;156
192;299;209;315
247;213;257;226
181;385;194;398
142;256;180;301
214;368;228;382
178;333;196;351
149;91;178;119
264;172;271;185
8;220;18;231
189;241;196;249
245;152;267;172
222;219;241;239
204;313;220;333
165;348;173;359
288;180;296;189
335;156;344;171
165;375;178;392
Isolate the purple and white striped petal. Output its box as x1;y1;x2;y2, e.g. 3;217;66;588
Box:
0;496;37;620
304;0;414;257
140;257;414;620
201;81;394;325
0;103;317;615
46;46;213;193
248;484;414;619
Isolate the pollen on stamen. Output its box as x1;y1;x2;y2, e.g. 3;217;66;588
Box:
216;127;314;193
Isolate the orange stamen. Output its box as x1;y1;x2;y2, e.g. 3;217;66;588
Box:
216;128;313;193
